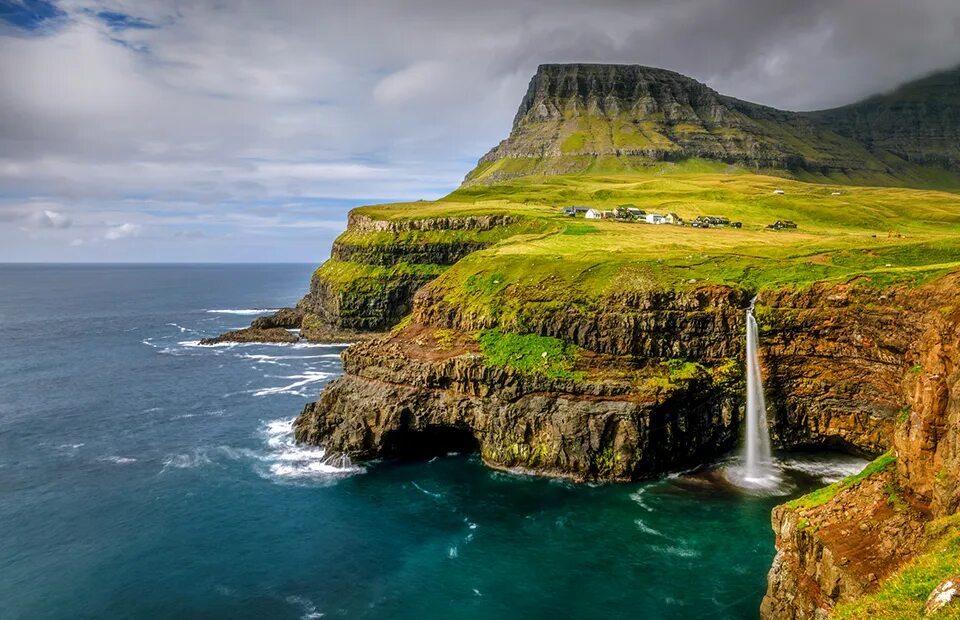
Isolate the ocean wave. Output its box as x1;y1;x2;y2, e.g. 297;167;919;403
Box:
259;418;360;481
161;451;213;472
650;544;701;559
411;481;443;498
99;455;137;464
284;595;324;620
171;409;225;420
634;518;665;537
629;487;655;512
166;322;198;334
179;340;350;350
239;353;339;364
204;308;281;315
253;371;334;397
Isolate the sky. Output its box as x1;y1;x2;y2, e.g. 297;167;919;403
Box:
1;0;959;262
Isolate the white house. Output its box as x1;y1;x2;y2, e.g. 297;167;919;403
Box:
831;191;842;196
645;213;666;224
585;208;603;219
664;213;682;225
773;189;785;195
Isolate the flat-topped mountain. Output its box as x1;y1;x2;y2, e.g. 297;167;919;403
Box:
466;63;960;186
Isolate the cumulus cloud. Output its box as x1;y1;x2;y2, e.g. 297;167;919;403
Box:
0;0;958;261
103;222;141;240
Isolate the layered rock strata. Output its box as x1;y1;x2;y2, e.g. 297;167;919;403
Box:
761;274;960;618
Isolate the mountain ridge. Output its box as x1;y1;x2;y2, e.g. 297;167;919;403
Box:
465;63;960;187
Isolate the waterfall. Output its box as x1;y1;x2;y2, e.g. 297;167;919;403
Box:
743;297;773;480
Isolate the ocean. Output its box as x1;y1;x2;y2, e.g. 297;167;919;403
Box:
0;264;866;619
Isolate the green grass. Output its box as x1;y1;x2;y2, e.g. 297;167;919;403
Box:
325;166;960;339
833;514;960;619
476;328;584;381
312;260;447;296
786;451;896;511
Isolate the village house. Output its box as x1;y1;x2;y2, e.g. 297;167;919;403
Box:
773;189;785;195
664;212;683;225
561;206;590;217
585;208;603;219
645;213;666;224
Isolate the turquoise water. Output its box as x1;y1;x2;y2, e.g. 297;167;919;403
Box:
0;265;865;619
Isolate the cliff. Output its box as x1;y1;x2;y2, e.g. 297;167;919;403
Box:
761;274;960;619
210;61;960;617
465;64;960;188
809;65;960;172
293;274;960;480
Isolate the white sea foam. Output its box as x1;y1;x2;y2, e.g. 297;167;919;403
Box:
412;481;443;498
161;451;213;471
205;308;280;315
651;545;701;559
166;322;197;334
259;418;360;481
253;371;334;397
284;595;324;620
100;455;137;464
179;340;349;350
629;488;654;512
634;518;665;537
779;455;869;483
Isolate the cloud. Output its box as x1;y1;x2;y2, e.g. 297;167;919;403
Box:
103;222;141;240
34;209;72;228
1;0;959;261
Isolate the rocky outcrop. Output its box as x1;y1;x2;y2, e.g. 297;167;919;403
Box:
346;213;514;233
758;282;928;455
295;324;741;480
413;284;750;360
761;466;928;620
294;276;957;480
202;213;525;343
897;295;960;518
761;274;960;619
199;308;303;344
296;266;432;332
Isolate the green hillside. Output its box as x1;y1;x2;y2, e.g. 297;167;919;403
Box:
345;165;960;328
464;64;960;189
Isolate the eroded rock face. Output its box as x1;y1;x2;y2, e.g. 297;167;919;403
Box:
199;308;303;345
759;282;927;455
760;470;928;620
294;327;740;480
761;274;960;619
294;278;948;480
897;296;960;518
465;64;892;185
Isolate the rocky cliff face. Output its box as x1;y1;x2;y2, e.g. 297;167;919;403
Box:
809;65;960;172
464;64;892;185
296;214;520;334
464;63;960;187
291;276;953;481
761;274;960;619
203;214;523;343
295;324;741;480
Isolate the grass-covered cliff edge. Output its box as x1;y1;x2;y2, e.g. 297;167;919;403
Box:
218;63;960;618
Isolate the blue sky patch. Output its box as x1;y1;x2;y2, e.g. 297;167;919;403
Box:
0;0;63;30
